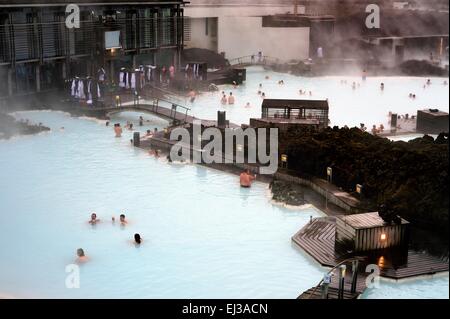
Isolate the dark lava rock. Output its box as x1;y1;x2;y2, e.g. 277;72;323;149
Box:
0;112;50;140
270;180;306;206
397;60;448;76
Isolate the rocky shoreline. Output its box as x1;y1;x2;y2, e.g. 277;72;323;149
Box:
269;180;307;206
267;59;449;77
0;112;50;140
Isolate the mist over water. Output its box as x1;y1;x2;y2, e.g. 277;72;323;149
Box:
189;66;449;128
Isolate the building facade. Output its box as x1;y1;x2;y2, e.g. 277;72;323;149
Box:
184;1;312;61
0;0;185;104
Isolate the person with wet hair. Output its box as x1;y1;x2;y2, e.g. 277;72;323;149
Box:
119;214;127;225
76;248;89;263
134;233;142;245
89;212;100;225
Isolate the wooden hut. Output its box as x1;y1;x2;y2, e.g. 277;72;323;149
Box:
335;212;409;252
249;99;329;131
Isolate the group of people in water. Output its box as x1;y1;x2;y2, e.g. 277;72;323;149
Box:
220;91;235;105
76;212;142;263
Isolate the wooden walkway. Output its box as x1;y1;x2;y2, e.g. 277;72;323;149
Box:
299;287;359;300
294;217;449;299
77;89;240;128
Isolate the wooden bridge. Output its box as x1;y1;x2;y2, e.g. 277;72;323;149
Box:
77;91;194;125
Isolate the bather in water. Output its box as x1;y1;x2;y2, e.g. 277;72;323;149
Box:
76;248;89;263
134;233;142;245
89;212;100;225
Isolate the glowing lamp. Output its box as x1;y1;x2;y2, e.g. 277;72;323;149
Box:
380;233;387;241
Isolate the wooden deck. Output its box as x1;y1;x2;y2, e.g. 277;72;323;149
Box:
293;217;449;279
294;217;449;299
299;287;359;299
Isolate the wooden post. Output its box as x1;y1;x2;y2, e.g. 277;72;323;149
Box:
391;113;397;133
351;260;359;293
321;274;331;299
338;265;346;299
8;67;13;96
35;64;41;93
133;132;140;147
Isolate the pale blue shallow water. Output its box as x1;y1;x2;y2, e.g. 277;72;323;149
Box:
0;111;327;298
0;67;448;298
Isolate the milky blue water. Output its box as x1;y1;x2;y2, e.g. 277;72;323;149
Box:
1;67;449;299
189;66;449;128
0;110;327;298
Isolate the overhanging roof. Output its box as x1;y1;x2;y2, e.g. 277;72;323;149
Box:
262;99;329;110
339;212;409;230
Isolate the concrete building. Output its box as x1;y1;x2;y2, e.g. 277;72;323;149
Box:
184;1;316;61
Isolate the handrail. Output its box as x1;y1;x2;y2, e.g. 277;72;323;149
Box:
307;256;365;299
227;54;281;66
139;89;191;113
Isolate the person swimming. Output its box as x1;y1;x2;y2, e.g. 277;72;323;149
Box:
76;248;89;263
139;116;144;126
240;169;256;188
228;92;235;104
261;92;266;98
245;102;251;108
134;233;142;245
380;83;384;91
119;214;127;224
89;212;100;225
